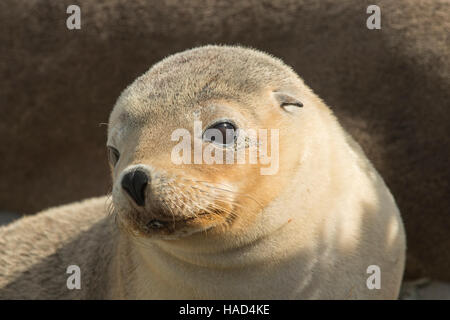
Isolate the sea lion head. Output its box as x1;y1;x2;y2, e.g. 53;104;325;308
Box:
107;45;322;240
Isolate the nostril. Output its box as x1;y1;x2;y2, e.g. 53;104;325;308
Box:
121;169;149;206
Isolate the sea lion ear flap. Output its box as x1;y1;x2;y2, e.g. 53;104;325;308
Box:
272;91;303;109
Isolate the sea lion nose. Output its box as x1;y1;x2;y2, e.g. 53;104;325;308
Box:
121;169;148;206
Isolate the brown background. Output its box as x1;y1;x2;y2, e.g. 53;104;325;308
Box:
0;0;449;280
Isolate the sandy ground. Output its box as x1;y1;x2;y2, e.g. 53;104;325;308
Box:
0;211;448;299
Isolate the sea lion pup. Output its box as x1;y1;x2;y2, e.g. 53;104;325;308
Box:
0;45;406;299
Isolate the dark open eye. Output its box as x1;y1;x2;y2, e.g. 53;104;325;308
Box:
107;146;120;166
203;121;236;145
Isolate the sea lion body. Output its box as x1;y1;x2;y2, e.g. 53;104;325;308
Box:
0;197;114;299
0;46;405;299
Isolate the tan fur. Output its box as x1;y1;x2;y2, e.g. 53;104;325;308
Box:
0;197;115;299
0;46;405;299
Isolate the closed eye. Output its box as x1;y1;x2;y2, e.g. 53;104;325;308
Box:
107;146;120;166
